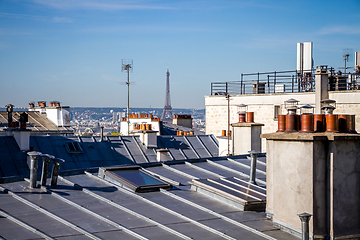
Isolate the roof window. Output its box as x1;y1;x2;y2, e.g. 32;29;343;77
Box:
65;141;82;154
99;166;172;192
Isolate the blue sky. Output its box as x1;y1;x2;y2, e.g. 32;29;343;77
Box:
1;0;359;109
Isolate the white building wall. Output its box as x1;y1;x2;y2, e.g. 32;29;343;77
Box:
120;118;161;135
206;91;360;152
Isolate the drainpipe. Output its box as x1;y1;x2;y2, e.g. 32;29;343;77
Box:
27;151;42;188
51;158;65;187
247;150;260;185
298;212;312;240
40;154;54;186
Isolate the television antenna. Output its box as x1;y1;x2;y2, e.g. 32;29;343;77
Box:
121;59;133;135
221;93;233;156
341;49;353;74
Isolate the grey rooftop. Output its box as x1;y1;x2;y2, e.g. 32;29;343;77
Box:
0;134;298;239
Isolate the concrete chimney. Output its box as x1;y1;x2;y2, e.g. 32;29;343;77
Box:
138;129;158;148
231;122;264;155
173;114;192;128
156;148;169;162
315;65;329;114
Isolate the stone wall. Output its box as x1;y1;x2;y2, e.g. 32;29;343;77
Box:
205;91;360;152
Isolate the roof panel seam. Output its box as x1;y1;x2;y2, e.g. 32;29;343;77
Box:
0;185;102;240
84;172;237;240
160;189;276;240
58;175;191;240
182;136;199;159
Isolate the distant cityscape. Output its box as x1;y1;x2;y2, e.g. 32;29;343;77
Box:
70;107;205;135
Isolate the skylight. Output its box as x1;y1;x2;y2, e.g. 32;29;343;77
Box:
65;141;82;154
99;166;172;192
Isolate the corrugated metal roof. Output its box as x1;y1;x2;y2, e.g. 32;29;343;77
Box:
0;111;74;134
0;135;299;239
0;168;298;240
0;134;218;179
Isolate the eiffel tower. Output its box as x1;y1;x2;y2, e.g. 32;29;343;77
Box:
161;68;173;121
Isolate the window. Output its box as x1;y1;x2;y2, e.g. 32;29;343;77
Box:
65;141;83;154
99;166;172;192
274;105;281;121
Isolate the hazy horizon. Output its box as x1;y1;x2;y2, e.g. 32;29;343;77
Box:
1;0;359;109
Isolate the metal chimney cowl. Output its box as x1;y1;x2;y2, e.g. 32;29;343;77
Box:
27;151;42;188
40;154;55;186
51;158;65;187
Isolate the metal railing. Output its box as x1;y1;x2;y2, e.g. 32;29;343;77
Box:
210;69;360;96
211;81;242;96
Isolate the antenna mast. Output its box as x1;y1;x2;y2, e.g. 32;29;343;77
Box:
122;59;133;135
342;50;349;75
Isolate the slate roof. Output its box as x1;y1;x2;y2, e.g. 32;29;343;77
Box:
0;135;298;239
0;135;218;180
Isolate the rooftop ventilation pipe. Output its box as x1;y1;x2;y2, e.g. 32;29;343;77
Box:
51;158;65;187
19;112;28;129
300;105;314;133
321;99;338;132
38;101;46;107
284;98;299;132
100;126;104;142
40;154;54;186
247;150;260;185
237;104;247;123
298;212;312;240
27;151;42;188
5;104;14;127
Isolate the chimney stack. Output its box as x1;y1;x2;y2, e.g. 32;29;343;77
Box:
29;102;35;108
156;148;169;162
315;65;329;114
173;114;192;128
38;101;46;108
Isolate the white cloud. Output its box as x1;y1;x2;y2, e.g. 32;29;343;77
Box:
0;12;46;21
0;28;35;36
32;0;173;11
52;17;73;23
319;25;360;35
0;12;73;24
